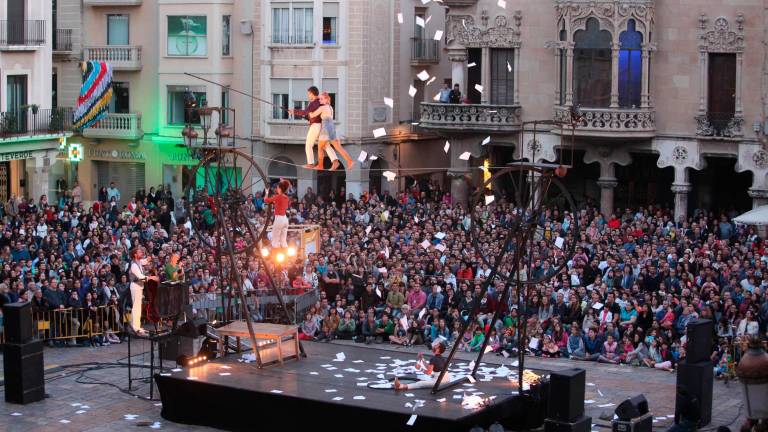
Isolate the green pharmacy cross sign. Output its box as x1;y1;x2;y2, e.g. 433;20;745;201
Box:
68;143;84;162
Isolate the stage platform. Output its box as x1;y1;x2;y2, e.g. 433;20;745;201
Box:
155;342;549;431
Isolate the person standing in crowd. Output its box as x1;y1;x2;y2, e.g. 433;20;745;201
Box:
449;83;462;104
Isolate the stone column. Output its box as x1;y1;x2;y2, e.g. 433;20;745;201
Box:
672;183;692;223
641;44;650;108
565;43;574;106
597;177;618;218
449;170;470;209
448;48;467;96
610;42;620;108
748;188;768;208
25;156;51;202
480;47;491;104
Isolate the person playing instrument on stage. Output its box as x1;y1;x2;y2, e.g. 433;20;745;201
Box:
164;253;185;281
309;92;354;171
393;339;451;390
289;86;339;170
129;247;158;336
264;179;291;249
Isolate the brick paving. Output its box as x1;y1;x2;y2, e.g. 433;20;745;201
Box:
0;341;744;431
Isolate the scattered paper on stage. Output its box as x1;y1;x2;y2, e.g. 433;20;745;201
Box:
585;400;596;404
334;374;344;378
420;239;431;249
435;243;446;252
407;414;418;426
587;382;596;386
373;128;387;138
502;350;509;358
397;13;404;24
485;195;495;205
467;375;477;383
171;368;182;372
483;345;494;354
507;61;512;72
417;70;430;81
219;372;231;376
333;396;344;401
415;16;425;27
409;85;417;97
270;389;283;394
383;171;397;182
498;0;507;8
353;360;364;363
482;136;491;145
598;403;615;408
405;393;415;397
187;376;199;380
71;403;82;407
475;84;484;93
309;371;319;375
60;420;71;424
384;97;394;108
468;62;477;68
434;30;443;40
11;413;22;416
336;352;346;361
150;422;162;429
353;396;366;400
459;151;471;160
325;389;338;393
597;389;604;397
437;398;446;402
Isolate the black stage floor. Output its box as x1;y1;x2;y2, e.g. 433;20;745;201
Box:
155;342;549;431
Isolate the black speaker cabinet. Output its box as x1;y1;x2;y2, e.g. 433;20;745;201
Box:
2;302;33;344
685;319;713;363
675;360;713;427
612;412;653;432
545;415;591;432
160;336;203;362
3;340;45;404
548;368;586;422
615;394;649;421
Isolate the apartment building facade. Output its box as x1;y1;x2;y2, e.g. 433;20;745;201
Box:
421;0;768;219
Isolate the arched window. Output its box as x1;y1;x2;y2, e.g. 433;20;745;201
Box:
619;20;642;108
268;156;298;181
573;18;612;108
558;20;567;106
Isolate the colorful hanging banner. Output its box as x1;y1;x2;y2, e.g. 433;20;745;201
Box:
73;61;114;130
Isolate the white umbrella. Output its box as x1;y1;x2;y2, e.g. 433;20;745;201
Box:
733;205;768;226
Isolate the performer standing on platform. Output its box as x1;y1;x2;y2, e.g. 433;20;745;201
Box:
129;247;157;336
393;340;451;390
265;179;291;249
289;86;339;170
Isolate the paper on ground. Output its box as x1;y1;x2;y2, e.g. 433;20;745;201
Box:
10;413;22;416
219;372;231;376
60;420;71;424
369;155;378;160
270;389;284;394
373;128;386;138
325;389;338;393
354;396;366;400
336;352;346;361
459;151;471;160
585;400;595;404
597;389;604;397
598;403;615;408
407;414;418;426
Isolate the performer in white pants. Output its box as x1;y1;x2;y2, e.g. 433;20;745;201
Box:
394;341;452;390
265;179;290;248
129;248;157;336
290;86;338;169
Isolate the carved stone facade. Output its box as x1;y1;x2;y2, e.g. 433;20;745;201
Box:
695;14;746;139
420;102;522;132
446;12;523;48
555;0;655;39
553;106;655;137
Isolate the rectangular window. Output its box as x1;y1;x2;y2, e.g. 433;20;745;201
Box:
167;16;208;56
322;78;338;119
322;3;338;44
168;86;206;125
222;15;231;56
271;78;313;120
221;89;230;124
490;48;514;105
110;82;130;114
559;48;567;106
107;14;129;45
707;53;736;132
272;3;313;44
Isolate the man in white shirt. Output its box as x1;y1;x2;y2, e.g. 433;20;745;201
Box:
129;247;158;335
107;182;121;203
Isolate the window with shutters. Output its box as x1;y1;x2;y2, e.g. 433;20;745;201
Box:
573;18;612;108
707;53;737;135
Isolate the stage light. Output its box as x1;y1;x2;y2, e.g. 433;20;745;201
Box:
260;247;270;258
275;252;285;263
287;246;297;257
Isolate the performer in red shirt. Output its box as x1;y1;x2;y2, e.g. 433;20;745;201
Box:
264;179;291;249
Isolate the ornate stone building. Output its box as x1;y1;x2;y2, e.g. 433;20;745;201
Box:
420;0;768;220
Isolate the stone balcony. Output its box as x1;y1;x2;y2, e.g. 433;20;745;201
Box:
83;0;142;5
84;45;142;71
553;106;656;138
83;113;143;140
419;103;522;132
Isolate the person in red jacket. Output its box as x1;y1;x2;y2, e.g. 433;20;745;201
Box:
264;179;291;249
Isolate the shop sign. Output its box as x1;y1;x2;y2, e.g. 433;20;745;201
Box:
0;151;33;162
89;149;146;160
166;151;199;163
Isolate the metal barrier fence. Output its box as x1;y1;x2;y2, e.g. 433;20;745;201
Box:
0;305;123;343
189;289;319;324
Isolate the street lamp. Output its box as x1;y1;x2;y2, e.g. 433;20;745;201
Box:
736;336;768;430
181;103;236;159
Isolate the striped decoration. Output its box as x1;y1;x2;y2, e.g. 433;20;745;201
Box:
73;61;114;130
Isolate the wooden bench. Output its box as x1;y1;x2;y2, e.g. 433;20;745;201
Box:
216;321;300;366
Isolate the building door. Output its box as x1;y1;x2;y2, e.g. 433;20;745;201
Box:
467;48;482;104
0;163;9;203
6;75;28;134
107;14;129;45
7;0;25;45
110;82;130;113
95;161;145;205
708;53;736;132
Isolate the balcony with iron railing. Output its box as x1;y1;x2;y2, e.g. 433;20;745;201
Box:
419;102;522;132
0;108;72;141
411;38;440;65
0;20;46;50
82;113;143;140
83;0;142;6
84;45;142;71
552;105;656;138
695;112;744;139
53;28;73;54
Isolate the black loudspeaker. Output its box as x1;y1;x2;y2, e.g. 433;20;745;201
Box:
545;415;591;432
612;412;653;432
174;318;207;338
685;319;713;363
675;360;713;427
615;394;649;420
548;368;586;422
2;302;33;344
160;336;203;362
3;340;45;404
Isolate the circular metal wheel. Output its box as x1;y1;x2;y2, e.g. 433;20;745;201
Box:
184;148;271;256
469;164;578;286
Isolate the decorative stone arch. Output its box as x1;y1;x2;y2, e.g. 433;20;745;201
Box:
694;13;746;138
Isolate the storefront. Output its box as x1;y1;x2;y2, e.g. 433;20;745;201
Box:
0;138;65;203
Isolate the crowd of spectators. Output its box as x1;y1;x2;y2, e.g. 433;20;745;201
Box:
0;176;766;378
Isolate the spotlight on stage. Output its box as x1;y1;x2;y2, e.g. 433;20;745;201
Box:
275;252;285;263
260;247;270;258
176;354;209;368
287;246;297;257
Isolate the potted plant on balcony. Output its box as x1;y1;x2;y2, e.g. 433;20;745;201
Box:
0;112;19;136
22;104;40;115
49;108;65;133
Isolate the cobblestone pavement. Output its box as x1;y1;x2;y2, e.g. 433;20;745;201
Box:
0;340;744;431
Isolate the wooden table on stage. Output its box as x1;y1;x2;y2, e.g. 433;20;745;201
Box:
216;322;300;365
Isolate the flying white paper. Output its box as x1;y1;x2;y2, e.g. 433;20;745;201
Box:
384;97;394;108
433;92;441;101
444;141;450;153
417;70;430;81
369;155;379;160
383;170;397;182
475;84;484;93
498;0;507;8
435;243;446;252
481;136;491;145
467;62;477;68
373;128;386;138
507;61;512;72
425;15;432;24
421;240;431;249
407;414;418;426
397;13;404;24
459;152;471;160
485;195;495;205
376;287;382;298
555;237;565;249
415;16;425;28
434;30;444;40
435;232;446;240
358;151;368;162
409;85;417;97
426;76;437;86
